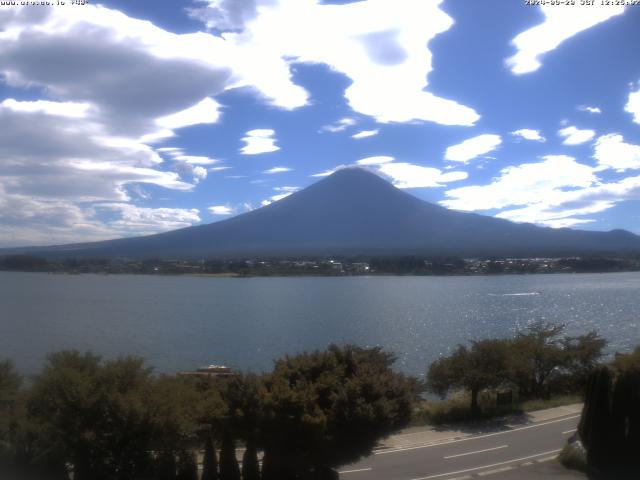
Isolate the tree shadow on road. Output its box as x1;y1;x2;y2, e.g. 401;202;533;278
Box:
429;410;532;435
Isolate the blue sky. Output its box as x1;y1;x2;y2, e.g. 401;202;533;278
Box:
0;0;639;247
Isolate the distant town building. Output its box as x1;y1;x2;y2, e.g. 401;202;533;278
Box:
351;262;370;273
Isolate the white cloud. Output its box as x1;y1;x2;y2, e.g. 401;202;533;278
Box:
578;105;602;114
158;147;220;166
511;129;545;142
196;0;479;125
625;83;640;124
320;117;357;133
192;166;208;182
156;97;222;130
378;162;467;188
0;4;233;138
495;202;608;228
506;4;625;74
0;4;237;245
0;189;203;247
593;134;640;172
445;134;502;163
240;128;280;155
94;203;201;235
494;175;640;228
352;129;379;139
442;155;596;211
558;126;596;145
208;166;232;172
0;101;192;201
175;155;219;165
208;205;234;215
186;0;270;32
310;167;342;177
356;155;395;166
260;192;295;207
437;155;640;228
0;1;479;129
0;98;91;118
0;100;195;246
263;166;291;174
274;186;300;193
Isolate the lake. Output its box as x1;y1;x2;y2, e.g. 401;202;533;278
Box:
1;271;638;377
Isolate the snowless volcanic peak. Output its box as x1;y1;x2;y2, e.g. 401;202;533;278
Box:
4;167;640;259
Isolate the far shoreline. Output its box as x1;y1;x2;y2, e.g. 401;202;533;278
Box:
2;269;639;279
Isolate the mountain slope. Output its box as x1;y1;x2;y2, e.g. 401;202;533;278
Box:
5;168;640;259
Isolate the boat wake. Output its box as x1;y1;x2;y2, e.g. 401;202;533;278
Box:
489;292;541;297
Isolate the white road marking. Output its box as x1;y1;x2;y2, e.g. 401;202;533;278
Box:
375;415;579;455
562;429;577;435
409;449;561;480
338;467;372;474
477;466;513;476
443;445;508;459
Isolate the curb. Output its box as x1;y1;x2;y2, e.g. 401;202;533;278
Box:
375;404;583;452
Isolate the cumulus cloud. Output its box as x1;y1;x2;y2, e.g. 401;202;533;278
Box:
310;167;342;177
355;155;394;166
442;155;596;212
93;203;202;235
0;5;233;137
0;4;236;245
495;175;640;228
445;134;502;163
578;105;602;114
260;187;299;206
437;155;639;228
512;129;545;142
0;1;484;244
159;147;220;166
240;129;280;155
593;134;640;172
0;101;192;203
156;97;222;130
186;0;271;32
0;186;202;247
0;98;91;118
320;117;357;133
558;126;596;145
194;0;479;125
377;162;467;188
208;205;234;215
352;129;379;139
626;83;640;124
274;186;300;193
263;166;292;174
506;4;625;74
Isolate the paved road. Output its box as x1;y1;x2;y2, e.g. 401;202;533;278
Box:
339;413;581;480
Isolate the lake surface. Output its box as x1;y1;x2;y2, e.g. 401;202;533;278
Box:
1;272;639;377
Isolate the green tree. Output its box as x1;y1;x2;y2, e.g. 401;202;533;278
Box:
508;323;607;398
507;322;567;398
427;339;510;416
561;330;607;389
260;344;415;478
27;351;166;480
0;359;22;467
219;373;263;480
611;346;640;372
